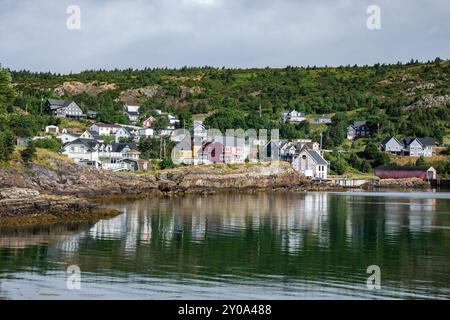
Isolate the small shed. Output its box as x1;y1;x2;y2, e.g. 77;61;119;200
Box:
375;166;437;180
45;125;60;134
87;110;97;120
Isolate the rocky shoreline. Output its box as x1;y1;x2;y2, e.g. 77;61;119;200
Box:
0;159;433;226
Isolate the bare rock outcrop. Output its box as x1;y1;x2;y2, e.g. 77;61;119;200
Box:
405;95;450;110
54;81;116;96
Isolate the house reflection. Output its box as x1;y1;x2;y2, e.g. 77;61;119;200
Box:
87;193;333;254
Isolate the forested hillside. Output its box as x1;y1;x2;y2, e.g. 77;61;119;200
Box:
2;58;450;175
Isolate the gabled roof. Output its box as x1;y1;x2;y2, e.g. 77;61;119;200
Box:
283;110;305;117
306;150;328;165
117;127;133;135
416;137;436;147
403;136;414;146
380;136;403;147
47;99;77;110
111;142;138;153
353;120;367;128
88;130;102;140
404;137;436;147
63;138;108;151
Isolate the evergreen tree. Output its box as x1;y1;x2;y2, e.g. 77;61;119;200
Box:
21;142;36;163
0;68;16;113
0;130;15;161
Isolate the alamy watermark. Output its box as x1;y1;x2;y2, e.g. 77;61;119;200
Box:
66;5;81;30
66;265;81;290
366;265;381;290
366;5;381;30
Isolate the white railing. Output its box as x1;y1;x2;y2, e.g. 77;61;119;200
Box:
101;163;129;171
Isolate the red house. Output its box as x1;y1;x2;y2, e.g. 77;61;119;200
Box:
375;166;437;180
199;141;224;164
143;116;155;128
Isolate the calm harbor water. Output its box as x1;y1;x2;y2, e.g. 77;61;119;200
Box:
0;191;449;299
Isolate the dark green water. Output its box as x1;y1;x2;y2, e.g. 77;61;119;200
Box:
0;191;449;299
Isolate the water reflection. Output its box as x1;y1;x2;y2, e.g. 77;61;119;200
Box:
0;192;449;299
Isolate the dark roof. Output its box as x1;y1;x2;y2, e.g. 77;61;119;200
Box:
375;165;433;171
47;99;76;109
403;137;435;147
47;99;66;106
93;123;122;128
416;137;436;147
380;136;403;147
353;120;367;128
307;150;328;165
403;137;414;146
126;111;139;116
111;142;138;153
88;130;102;140
64;138;106;150
117;127;133;135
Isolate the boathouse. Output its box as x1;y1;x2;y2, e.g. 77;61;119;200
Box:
375;166;436;180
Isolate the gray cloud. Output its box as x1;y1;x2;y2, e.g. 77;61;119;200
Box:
0;0;449;73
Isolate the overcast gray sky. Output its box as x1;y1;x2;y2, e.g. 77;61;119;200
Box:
0;0;449;73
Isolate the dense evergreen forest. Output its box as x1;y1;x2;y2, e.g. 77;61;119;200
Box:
1;58;450;175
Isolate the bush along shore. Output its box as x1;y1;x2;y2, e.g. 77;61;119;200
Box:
0;158;433;226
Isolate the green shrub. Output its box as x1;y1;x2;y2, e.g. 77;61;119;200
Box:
160;157;175;169
33;138;60;152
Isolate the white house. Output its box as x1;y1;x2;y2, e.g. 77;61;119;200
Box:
292;149;328;180
279;141;297;161
159;129;173;136
347;121;370;140
57;133;81;144
405;137;435;157
115;127;134;143
168;114;180;126
124;103;140;124
80;130;103;142
138;128;154;137
45;99;85;119
126;112;139;124
124;103;140;113
89;123;122;136
282;110;306;123
313;116;332;124
380;136;404;154
192;121;207;139
61;139;108;163
110;143;141;162
62;139;141;171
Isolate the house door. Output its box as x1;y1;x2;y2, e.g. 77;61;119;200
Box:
426;170;435;180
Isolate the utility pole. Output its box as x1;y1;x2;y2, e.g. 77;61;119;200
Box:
163;138;166;157
259;103;262;118
320;132;323;151
159;136;162;160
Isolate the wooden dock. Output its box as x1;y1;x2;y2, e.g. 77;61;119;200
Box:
430;179;450;187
